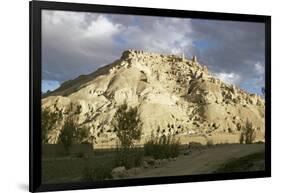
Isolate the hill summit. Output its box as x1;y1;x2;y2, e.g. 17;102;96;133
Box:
42;49;265;146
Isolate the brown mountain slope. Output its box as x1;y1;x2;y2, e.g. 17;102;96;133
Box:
42;50;265;146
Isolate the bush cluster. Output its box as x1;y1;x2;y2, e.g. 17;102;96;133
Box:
112;102;144;169
112;103;142;148
144;134;180;159
41;108;63;144
58;118;90;152
114;146;143;169
239;120;256;144
82;161;113;181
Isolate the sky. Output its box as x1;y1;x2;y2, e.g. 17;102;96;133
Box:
42;10;265;95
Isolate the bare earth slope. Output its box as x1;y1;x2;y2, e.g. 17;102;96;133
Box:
42;50;265;145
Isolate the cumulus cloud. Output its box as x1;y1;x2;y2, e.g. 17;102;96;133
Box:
42;10;266;94
42;10;123;83
120;17;194;55
42;11;194;85
254;61;264;75
214;72;241;85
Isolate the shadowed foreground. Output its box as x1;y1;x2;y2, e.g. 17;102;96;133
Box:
130;144;264;178
42;144;264;183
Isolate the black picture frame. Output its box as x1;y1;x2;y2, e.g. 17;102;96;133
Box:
29;1;271;192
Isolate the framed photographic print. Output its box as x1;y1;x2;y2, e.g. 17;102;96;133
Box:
29;1;271;192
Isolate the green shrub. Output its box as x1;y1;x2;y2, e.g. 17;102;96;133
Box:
239;132;244;144
82;162;113;181
111;102;143;169
75;126;90;144
58;117;92;153
112;103;142;148
239;120;256;144
58;118;77;152
41;108;63;144
144;134;180;159
114;146;143;169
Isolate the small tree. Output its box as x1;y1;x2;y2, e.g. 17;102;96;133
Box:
41;108;62;144
75;126;90;144
112;103;142;169
113;103;141;148
239;132;244;144
239;120;256;144
244;121;256;144
58;117;77;152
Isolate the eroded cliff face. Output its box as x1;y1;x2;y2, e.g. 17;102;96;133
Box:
42;49;265;145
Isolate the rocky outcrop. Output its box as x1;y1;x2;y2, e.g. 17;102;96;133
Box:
111;166;128;179
42;49;265;145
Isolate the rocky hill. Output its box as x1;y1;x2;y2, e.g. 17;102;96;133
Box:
42;49;265;146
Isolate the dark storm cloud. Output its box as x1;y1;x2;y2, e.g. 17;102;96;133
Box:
42;10;265;94
190;19;265;90
42;11;194;83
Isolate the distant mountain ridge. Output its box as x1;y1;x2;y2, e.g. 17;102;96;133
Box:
42;49;265;146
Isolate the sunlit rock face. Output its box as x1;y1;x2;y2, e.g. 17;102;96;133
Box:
42;50;265;145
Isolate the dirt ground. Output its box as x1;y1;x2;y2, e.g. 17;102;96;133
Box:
42;143;265;183
130;144;265;178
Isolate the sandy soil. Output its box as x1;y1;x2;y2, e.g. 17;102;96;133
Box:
130;144;265;178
